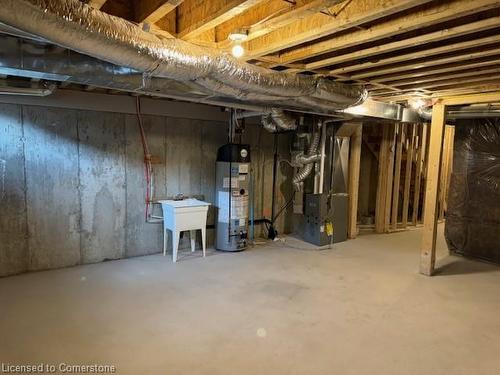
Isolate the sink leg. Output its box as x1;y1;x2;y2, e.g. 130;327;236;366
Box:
190;230;196;252
173;230;180;262
201;227;206;258
163;227;168;256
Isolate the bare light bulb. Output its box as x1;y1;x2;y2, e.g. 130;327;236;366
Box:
231;44;245;58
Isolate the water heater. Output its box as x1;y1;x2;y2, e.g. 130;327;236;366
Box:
215;144;251;251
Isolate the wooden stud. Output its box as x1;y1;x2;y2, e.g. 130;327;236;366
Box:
375;124;391;233
402;124;416;227
444;126;455;213
420;103;445;276
412;123;427;225
348;123;362;239
391;124;404;230
438;126;450;219
384;124;397;232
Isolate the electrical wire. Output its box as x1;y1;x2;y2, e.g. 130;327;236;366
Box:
136;96;153;220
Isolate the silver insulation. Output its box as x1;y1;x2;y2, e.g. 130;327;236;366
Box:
293;128;322;191
0;0;367;113
261;109;298;132
270;109;297;131
261;116;278;133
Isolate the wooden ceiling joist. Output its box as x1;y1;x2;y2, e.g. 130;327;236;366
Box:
345;47;500;80
216;0;345;47
330;33;500;76
373;66;500;89
177;0;266;40
135;0;184;24
370;60;500;83
271;0;499;65
304;17;500;71
242;0;432;60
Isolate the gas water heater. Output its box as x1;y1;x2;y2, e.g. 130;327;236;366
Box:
215;144;251;251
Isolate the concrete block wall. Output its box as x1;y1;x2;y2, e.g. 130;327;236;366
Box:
0;101;291;277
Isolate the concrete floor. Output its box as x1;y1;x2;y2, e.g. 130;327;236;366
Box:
1;225;499;375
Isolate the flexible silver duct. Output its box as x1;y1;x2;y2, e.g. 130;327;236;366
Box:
260;109;298;132
296;153;322;165
418;106;433;120
293;126;322;191
270;109;297;131
261;116;278;133
0;0;367;114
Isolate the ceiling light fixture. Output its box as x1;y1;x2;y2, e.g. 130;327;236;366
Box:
231;44;245;58
228;29;248;42
229;29;248;58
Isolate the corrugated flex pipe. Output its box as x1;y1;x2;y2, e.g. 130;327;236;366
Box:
0;0;367;114
293;124;322;191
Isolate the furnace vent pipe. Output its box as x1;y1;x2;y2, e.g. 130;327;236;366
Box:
293;123;322;191
0;0;367;114
260;109;298;132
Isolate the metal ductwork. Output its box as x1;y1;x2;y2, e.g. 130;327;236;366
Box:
0;0;367;114
293;124;322;191
260;109;298;132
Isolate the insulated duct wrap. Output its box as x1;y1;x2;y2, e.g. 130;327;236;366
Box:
0;0;367;113
445;118;500;264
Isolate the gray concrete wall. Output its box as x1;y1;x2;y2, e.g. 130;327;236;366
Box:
0;102;290;277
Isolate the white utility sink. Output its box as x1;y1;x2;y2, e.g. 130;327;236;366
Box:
158;199;210;262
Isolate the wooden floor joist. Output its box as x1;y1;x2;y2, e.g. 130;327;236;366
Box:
304;16;500;71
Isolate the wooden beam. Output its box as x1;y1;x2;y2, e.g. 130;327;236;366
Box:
216;0;344;46
177;0;265;41
87;0;108;10
244;0;432;59
336;122;361;137
401;124;416;228
438;125;450;220
443;126;455;214
420;103;445;276
135;0;184;24
391;124;404;230
273;0;498;64
305;17;500;71
441;91;500;105
333;34;500;77
348;123;362;239
432;84;500;98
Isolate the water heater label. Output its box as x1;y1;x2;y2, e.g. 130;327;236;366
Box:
223;177;239;188
238;164;249;174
